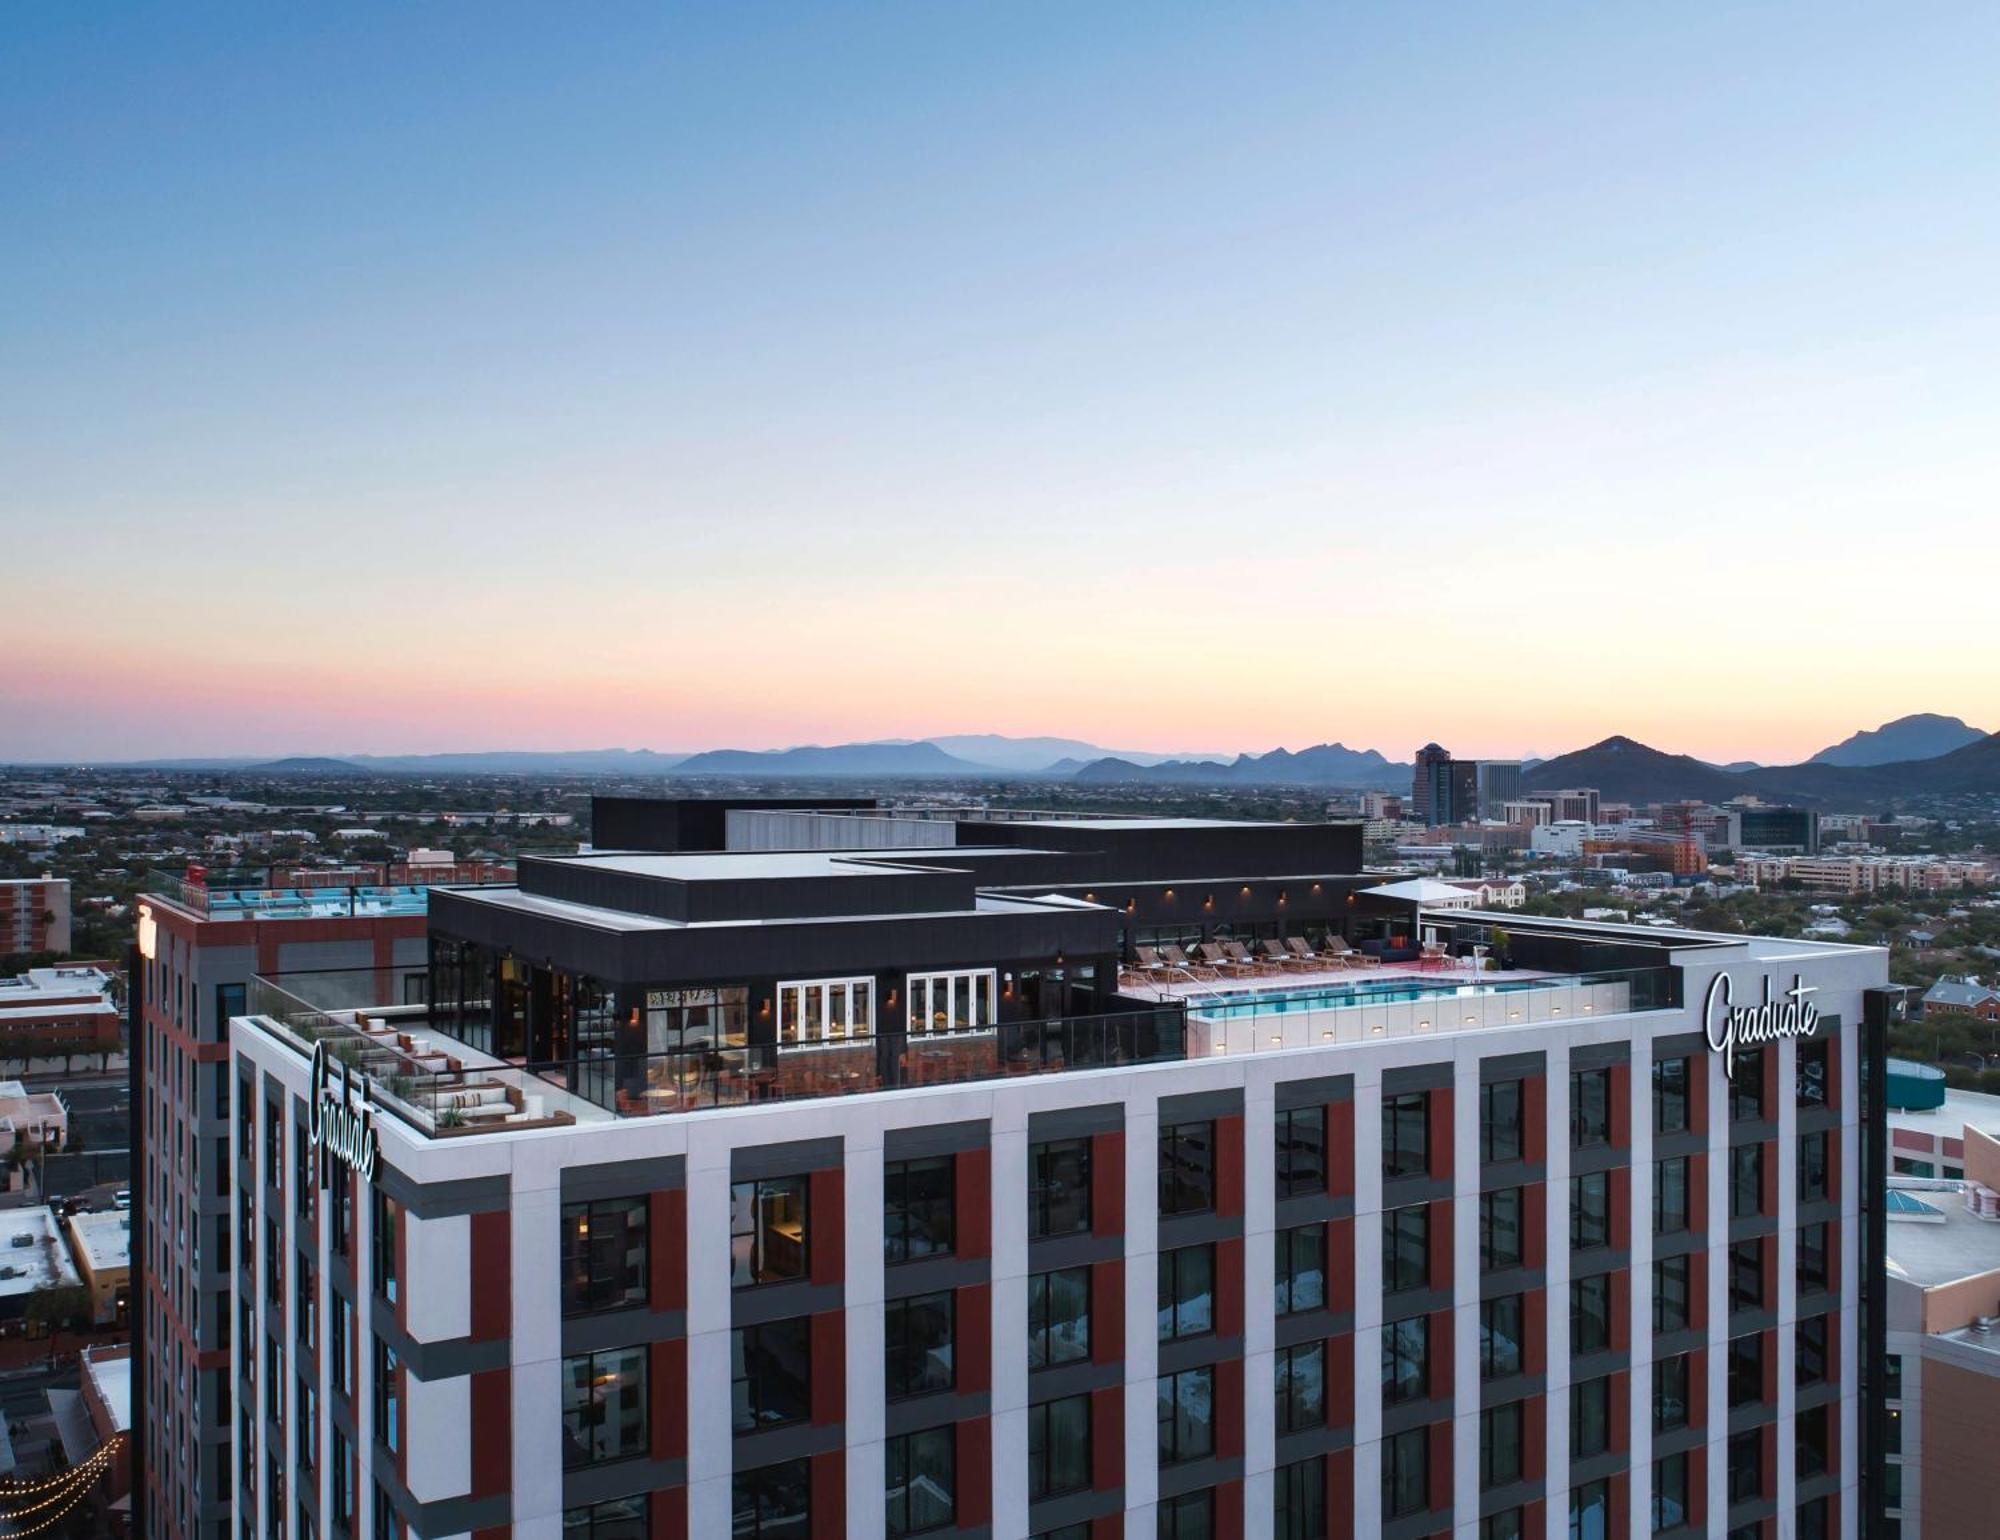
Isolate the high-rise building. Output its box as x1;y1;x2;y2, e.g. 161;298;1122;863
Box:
1;874;71;954
1412;745;1451;825
215;804;1880;1539
1475;762;1523;821
132;859;509;1540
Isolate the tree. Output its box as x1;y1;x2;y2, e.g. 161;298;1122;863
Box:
25;1283;93;1336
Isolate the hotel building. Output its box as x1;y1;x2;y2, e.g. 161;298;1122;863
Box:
217;802;1889;1539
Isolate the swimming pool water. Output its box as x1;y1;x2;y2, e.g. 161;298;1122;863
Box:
1188;975;1549;1019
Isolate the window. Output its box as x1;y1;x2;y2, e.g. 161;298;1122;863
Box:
1383;1091;1430;1178
1382;1426;1429;1519
1885;1352;1902;1399
1654;1353;1689;1432
1383;1315;1430;1405
1481;1188;1524;1272
1027;1394;1091;1500
296;1376;318;1473
1157;1490;1213;1540
1275;1342;1325;1434
1570;1480;1609;1539
329;1429;353;1532
1798;1496;1830;1540
1384;1204;1430;1293
372;1337;399;1455
1654;1057;1690;1134
1730;1051;1765;1122
1274;1224;1326;1315
1157;1366;1215;1465
885;1426;955;1535
1727;1429;1761;1504
1572;1067;1612;1148
561;1495;648;1540
1480;1295;1524;1380
1571;1376;1610;1458
1029;1138;1091;1238
885;1293;954;1399
1276;1106;1327;1197
1481;1079;1523;1163
884;1157;955;1264
1796;1038;1829;1107
1483;1511;1524;1540
1651;1452;1688;1533
1571;1172;1610;1252
1729;1240;1764;1313
371;1190;400;1306
1274;1456;1325;1540
1728;1333;1763;1407
777;976;873;1046
1729;1145;1763;1219
561;1347;647;1468
1481;1402;1523;1490
1798;1132;1830;1203
1571;1274;1611;1356
1158;1245;1215;1340
330;1294;353;1397
1654;1254;1690;1335
561;1197;647;1315
905;968;995;1036
732;1458;810;1539
1027;1267;1091;1369
1797;1403;1829;1477
1158;1122;1216;1215
1797;1313;1829;1385
732;1319;811;1431
1654;1157;1689;1235
731;1177;808;1287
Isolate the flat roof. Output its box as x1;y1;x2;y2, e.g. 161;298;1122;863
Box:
552;850;980;881
83;1348;130;1433
1885;1186;2000;1288
0;1208;81;1298
1890;1086;2000;1142
450;881;1089;933
67;1211;130;1274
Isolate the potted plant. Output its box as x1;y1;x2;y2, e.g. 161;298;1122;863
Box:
1487;926;1511;970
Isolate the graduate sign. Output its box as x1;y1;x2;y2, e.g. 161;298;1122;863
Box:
1703;971;1821;1080
309;1040;380;1184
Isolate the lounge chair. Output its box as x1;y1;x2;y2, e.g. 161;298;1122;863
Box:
1189;942;1254;977
1417;941;1451;971
1320;936;1381;969
1158;944;1220;980
1258;938;1313;970
1220;940;1283;976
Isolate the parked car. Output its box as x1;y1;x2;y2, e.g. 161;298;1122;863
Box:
113;1189;131;1210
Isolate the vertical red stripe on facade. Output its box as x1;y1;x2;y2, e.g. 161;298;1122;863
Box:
1427;1200;1454;1292
1523;1185;1546;1270
1609;1369;1630;1453
955;1417;991;1528
1610;1166;1631;1251
1690;1152;1709;1234
1427;1421;1453;1511
1327;1332;1355;1428
1523;1392;1545;1480
1090;1385;1124;1490
1426;1088;1454;1182
1689;1052;1709;1134
1607;1471;1630;1537
1609;1271;1630;1353
1215;1236;1244;1338
809;1167;845;1286
651;1337;687;1460
1215;1356;1244;1459
652;1485;689;1540
809;1450;846;1540
810;1312;845;1425
1428;1309;1454;1398
954;1148;992;1259
1090;1260;1124;1364
1213;1479;1244;1540
1761;1140;1779;1217
1608;1063;1631;1149
469;1211;510;1341
1091;1130;1125;1236
1328;1218;1355;1316
1327;1098;1355;1196
1524;1288;1546;1374
652;1187;687;1311
955;1282;991;1394
1215;1114;1245;1218
469;1366;510;1498
1688;1350;1708;1426
1686;1446;1707;1528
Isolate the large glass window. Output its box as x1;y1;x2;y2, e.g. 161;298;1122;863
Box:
884;1157;955;1265
1571;1376;1610;1458
1654;1056;1690;1134
1481;1402;1523;1490
1570;1479;1609;1539
885;1293;954;1399
733;1458;810;1539
1383;1091;1430;1178
1382;1426;1429;1518
1572;1067;1612;1148
1157;1490;1212;1540
1157;1366;1216;1465
1730;1050;1766;1122
561;1495;648;1540
885;1426;955;1536
1727;1429;1761;1504
1274;1223;1326;1315
1796;1038;1829;1108
1730;1144;1763;1219
1797;1404;1830;1477
561;1347;647;1468
1651;1454;1688;1534
1158;1245;1215;1341
1159;1122;1216;1215
1654;1255;1691;1335
1572;1274;1611;1356
1797;1313;1829;1385
906;969;996;1036
1730;1239;1765;1313
1385;1204;1430;1293
1027;1395;1091;1501
642;985;748;1055
1275;1342;1325;1434
373;1336;399;1454
371;1189;400;1306
731;1319;811;1432
1029;1138;1091;1239
1383;1315;1430;1405
562;1197;648;1315
1798;1132;1830;1203
731;1177;808;1287
1798;1222;1830;1294
777;976;874;1046
1481;1295;1524;1380
1728;1333;1763;1407
1027;1267;1091;1369
1481;1188;1523;1271
1654;1353;1690;1432
1483;1510;1524;1540
1274;1457;1325;1540
1571;1172;1610;1252
1481;1079;1524;1163
1655;1157;1689;1235
1276;1106;1327;1198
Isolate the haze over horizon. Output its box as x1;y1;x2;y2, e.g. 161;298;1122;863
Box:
6;3;1999;763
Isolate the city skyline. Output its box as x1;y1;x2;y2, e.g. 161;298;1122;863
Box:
7;3;2000;763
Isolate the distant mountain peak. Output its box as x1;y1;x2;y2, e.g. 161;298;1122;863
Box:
1809;713;1987;768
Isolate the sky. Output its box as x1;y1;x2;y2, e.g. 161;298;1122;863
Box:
3;2;1997;765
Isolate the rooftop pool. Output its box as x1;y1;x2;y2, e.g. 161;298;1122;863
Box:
1185;974;1547;1020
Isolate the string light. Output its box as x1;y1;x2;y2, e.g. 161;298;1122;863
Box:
0;1439;118;1505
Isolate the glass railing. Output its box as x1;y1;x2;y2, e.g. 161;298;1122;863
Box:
148;867;512;919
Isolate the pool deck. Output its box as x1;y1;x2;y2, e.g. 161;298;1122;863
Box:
1119;962;1560;1006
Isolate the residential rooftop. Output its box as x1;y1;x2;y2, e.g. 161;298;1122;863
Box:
1886;1182;2000;1289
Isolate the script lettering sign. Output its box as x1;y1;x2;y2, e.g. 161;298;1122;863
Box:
1703;972;1820;1080
308;1040;380;1183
